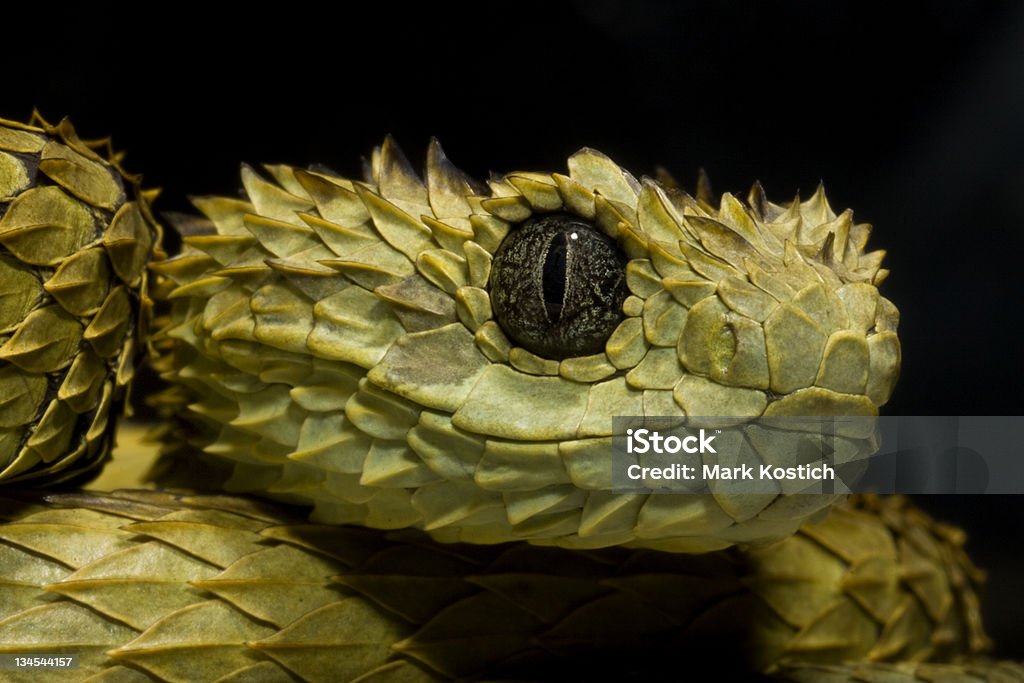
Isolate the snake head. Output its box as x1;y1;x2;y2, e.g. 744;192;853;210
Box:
156;138;900;550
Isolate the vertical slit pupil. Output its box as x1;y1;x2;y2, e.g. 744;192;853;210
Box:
542;232;568;323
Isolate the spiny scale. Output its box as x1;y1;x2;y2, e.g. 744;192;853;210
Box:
0;492;988;681
0;115;162;484
153;137;901;551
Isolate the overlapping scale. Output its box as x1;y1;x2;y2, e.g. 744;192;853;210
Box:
0;115;162;484
0;491;988;682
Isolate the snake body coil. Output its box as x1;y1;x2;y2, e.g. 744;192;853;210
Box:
0;116;159;486
0;489;991;681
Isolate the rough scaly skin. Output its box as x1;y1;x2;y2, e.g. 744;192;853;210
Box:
0;116;161;485
0;490;990;681
152;138;901;552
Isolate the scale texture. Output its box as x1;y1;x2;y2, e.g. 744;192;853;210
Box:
0;116;161;485
0;491;988;682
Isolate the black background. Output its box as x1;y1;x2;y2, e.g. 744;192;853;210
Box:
5;0;1023;657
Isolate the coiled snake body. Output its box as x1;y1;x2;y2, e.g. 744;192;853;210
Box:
0;115;1012;681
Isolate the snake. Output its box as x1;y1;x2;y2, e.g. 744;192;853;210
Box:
0;113;1015;681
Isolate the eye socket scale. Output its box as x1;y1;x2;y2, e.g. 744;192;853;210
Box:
488;213;628;360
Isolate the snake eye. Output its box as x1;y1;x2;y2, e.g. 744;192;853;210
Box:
488;213;628;360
